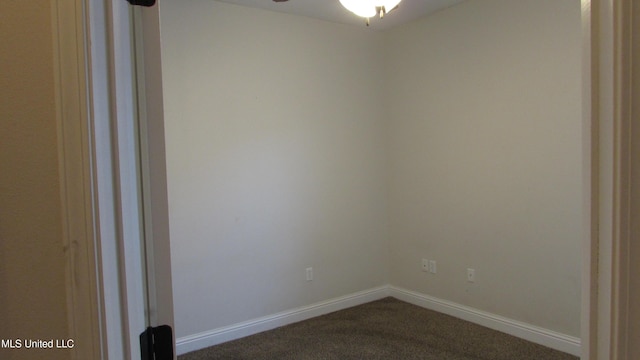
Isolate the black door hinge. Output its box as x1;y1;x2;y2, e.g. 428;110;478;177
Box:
140;325;174;360
127;0;156;6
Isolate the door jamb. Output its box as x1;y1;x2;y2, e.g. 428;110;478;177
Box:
53;0;150;358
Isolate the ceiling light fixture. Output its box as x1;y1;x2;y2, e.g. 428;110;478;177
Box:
338;0;402;26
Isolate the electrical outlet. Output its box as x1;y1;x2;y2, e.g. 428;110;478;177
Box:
306;267;313;281
428;260;437;274
421;259;429;272
467;268;475;283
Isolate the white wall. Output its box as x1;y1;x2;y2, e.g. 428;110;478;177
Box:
159;0;389;338
160;0;583;345
386;0;582;337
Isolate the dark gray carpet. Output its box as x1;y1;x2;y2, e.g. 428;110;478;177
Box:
179;297;578;360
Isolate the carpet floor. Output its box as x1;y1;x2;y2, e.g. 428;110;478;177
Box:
179;297;579;360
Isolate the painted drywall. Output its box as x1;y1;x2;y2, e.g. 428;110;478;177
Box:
386;0;582;337
159;0;389;338
0;2;69;360
160;0;582;345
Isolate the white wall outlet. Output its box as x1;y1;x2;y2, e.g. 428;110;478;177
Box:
467;268;475;283
428;260;437;274
306;267;313;281
421;259;429;272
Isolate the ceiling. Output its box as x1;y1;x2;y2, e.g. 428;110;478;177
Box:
216;0;466;30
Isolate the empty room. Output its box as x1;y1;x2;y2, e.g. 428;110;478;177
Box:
157;0;583;357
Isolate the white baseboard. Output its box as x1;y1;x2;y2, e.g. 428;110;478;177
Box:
176;286;390;355
388;286;581;357
177;285;581;357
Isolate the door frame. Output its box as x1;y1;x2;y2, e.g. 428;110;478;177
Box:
52;0;168;359
52;0;630;359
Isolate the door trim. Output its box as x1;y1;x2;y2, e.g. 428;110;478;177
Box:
53;0;149;358
52;1;103;358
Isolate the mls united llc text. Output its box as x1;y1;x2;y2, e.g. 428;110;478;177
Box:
1;339;74;349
